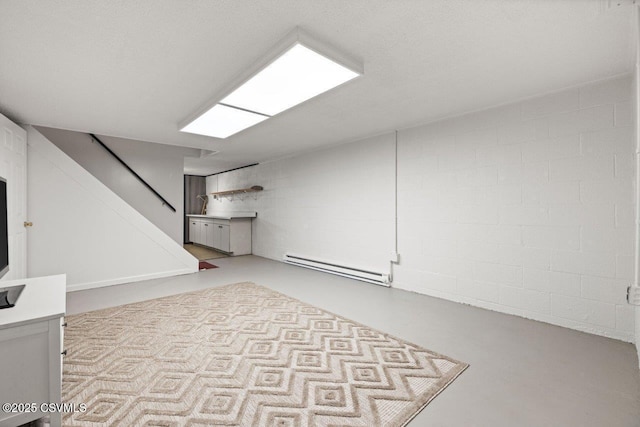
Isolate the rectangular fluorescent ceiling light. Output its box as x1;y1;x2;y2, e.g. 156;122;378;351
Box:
180;32;361;139
181;104;268;139
221;44;359;116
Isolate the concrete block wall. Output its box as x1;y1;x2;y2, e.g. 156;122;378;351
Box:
208;74;635;343
206;133;396;273
394;75;636;342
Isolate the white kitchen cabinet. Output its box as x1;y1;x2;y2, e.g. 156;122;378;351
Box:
189;219;206;246
213;223;230;252
186;214;254;256
188;220;200;245
204;222;214;247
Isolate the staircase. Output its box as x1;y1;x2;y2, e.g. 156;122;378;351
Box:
25;126;198;291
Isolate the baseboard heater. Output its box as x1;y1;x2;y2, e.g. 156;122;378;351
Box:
283;254;390;287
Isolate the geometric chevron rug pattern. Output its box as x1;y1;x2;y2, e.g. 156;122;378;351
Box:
62;282;468;426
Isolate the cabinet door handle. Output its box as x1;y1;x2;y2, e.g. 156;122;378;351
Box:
205;224;208;226
62;322;68;327
61;349;67;356
219;225;223;228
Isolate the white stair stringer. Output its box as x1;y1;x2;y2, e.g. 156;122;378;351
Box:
26;126;198;291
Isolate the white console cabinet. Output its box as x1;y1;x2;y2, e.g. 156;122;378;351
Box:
0;274;66;427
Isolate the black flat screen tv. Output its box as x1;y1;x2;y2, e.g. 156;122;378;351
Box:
0;177;8;279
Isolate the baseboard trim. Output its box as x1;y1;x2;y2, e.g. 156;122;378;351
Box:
393;281;635;343
66;267;197;292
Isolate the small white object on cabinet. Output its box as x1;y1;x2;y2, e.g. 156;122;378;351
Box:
0;274;66;427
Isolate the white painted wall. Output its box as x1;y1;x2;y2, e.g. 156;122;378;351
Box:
394;75;635;342
206;133;396;273
634;6;640;366
210;75;636;343
35;127;199;244
26;126;198;291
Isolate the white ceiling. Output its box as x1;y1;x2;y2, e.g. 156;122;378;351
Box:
0;0;635;175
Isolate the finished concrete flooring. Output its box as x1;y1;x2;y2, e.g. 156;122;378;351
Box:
67;255;640;427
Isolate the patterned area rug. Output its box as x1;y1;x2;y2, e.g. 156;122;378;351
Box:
62;283;468;426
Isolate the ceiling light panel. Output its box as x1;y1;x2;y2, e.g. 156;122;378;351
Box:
180;104;268;139
179;28;362;139
221;43;360;116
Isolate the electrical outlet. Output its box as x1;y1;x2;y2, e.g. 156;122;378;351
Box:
627;286;640;306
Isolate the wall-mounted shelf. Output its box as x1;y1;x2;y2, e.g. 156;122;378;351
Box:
212;186;263;201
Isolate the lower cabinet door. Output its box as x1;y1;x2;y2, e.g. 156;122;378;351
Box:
218;225;230;252
204;222;214;247
189;221;198;243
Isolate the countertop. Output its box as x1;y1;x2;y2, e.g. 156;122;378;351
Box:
0;274;66;329
187;212;257;220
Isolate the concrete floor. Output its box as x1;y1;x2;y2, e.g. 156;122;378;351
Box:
67;255;640;427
